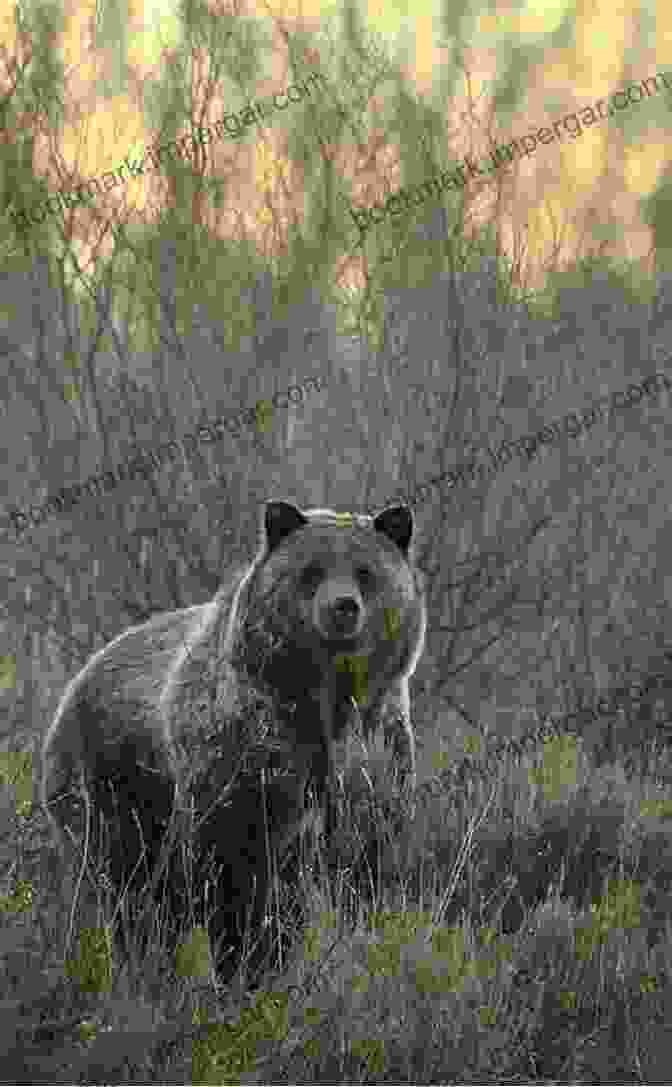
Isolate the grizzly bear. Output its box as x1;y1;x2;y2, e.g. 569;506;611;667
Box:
41;499;426;975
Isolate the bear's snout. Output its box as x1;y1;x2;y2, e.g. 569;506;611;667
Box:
313;578;365;640
329;596;360;635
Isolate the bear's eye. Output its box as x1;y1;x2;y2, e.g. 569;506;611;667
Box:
356;566;376;590
301;562;324;589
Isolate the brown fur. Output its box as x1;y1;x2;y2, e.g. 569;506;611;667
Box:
41;500;426;973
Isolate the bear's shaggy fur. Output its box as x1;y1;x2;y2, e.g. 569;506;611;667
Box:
41;500;426;973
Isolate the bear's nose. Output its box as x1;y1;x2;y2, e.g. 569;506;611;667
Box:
327;596;361;635
313;579;365;641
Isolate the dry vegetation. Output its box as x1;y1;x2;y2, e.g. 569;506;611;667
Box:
1;0;672;1082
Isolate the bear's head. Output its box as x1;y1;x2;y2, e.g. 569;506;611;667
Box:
235;501;425;741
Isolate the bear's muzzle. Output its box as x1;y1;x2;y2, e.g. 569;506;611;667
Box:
313;578;365;641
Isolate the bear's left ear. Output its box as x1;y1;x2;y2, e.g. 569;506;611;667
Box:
373;505;413;556
264;500;308;553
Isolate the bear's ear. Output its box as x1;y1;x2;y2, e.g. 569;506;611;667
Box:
373;505;413;555
264;500;308;553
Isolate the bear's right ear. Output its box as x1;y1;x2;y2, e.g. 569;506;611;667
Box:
264;500;308;553
373;505;414;556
